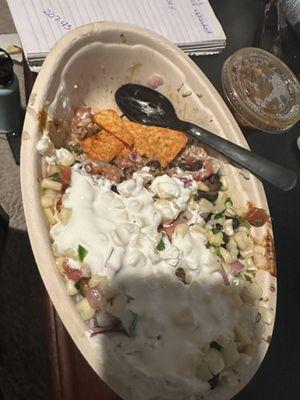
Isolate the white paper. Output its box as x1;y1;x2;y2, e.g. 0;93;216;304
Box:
7;0;226;66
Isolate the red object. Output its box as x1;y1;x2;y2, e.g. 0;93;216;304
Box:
162;218;186;241
219;265;230;286
231;260;245;275
61;166;72;186
63;263;82;282
245;207;270;227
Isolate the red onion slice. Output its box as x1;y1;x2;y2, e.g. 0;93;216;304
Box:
179;177;193;187
219;265;230;286
90;324;126;337
231;260;245;276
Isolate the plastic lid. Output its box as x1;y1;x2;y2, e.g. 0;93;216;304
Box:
222;47;300;133
0;48;14;86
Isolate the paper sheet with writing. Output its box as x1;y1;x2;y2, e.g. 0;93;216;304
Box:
7;0;226;66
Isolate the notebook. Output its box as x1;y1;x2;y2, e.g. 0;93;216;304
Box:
7;0;226;71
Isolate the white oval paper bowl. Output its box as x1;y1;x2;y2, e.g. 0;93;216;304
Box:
21;22;276;400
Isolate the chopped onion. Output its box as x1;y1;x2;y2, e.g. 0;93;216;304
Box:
231;260;245;276
219;265;230;286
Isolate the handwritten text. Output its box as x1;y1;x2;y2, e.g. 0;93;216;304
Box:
43;9;72;30
194;8;213;34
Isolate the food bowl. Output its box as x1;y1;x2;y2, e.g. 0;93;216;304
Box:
21;22;276;400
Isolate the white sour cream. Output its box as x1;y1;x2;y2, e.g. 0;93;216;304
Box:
51;168;239;399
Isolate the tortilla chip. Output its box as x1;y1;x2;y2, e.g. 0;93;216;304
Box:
93;109;133;146
123;120;153;157
150;128;187;167
81;130;125;161
123;120;187;167
115;145;131;161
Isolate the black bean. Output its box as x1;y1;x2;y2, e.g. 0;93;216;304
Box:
194;189;218;203
232;216;240;230
111;184;119;194
204;173;221;192
203;212;212;222
178;162;191;171
190;160;203;171
203;191;218;202
168;161;176;168
175;267;187;284
208;174;219;184
208;374;219;390
146;160;161;169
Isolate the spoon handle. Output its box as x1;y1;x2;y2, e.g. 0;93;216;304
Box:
183;122;297;191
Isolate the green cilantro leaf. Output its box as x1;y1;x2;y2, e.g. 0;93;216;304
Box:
49;172;61;182
156;239;165;251
215;246;221;257
214;211;224;220
238;217;251;229
78;245;88;262
244;274;253;283
246;268;255;274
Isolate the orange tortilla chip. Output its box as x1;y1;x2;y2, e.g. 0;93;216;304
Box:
93;109;133;146
123;120;153;157
150;128;187;167
115;145;131;161
123;120;187;167
81;130;125;161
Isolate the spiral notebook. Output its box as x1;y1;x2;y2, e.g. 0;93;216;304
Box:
7;0;226;71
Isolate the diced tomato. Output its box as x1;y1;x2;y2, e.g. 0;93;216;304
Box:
63;263;82;282
245;207;270;227
55;192;63;212
162;218;186;241
61;166;72;185
193;172;202;182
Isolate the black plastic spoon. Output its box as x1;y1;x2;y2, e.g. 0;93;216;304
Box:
115;84;297;191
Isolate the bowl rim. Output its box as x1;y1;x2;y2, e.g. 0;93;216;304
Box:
20;21;277;400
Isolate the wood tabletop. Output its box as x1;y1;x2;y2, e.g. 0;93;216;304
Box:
44;295;120;400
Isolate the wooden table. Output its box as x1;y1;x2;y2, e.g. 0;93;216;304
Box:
23;1;300;399
44;296;119;400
